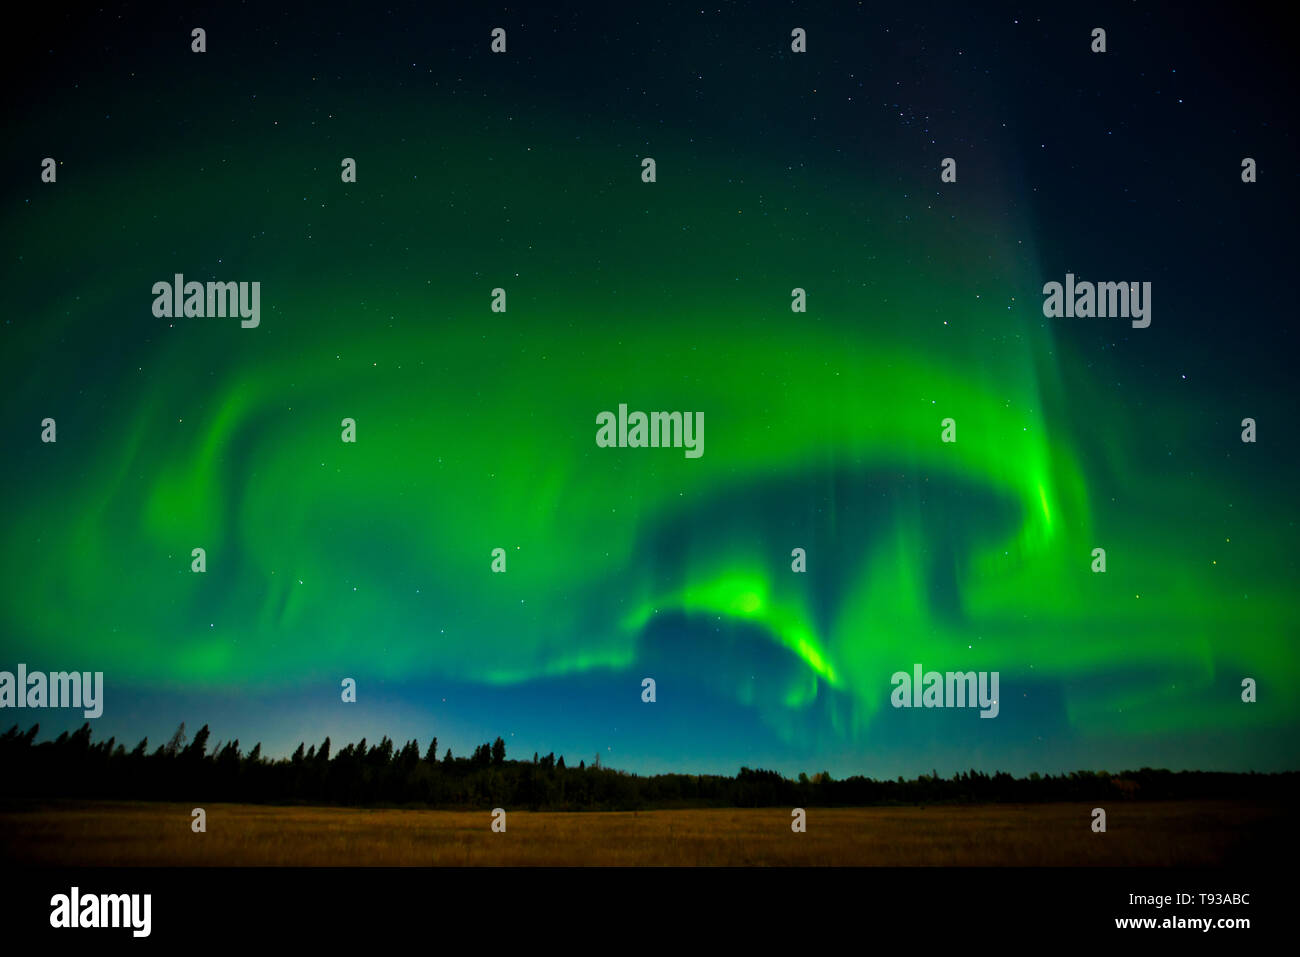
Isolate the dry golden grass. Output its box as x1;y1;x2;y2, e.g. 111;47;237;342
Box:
0;800;1279;866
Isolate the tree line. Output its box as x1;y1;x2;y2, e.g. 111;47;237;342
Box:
1;721;1295;810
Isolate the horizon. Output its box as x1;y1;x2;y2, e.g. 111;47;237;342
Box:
6;710;1292;782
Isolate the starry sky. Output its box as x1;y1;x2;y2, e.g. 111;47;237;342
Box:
1;1;1296;778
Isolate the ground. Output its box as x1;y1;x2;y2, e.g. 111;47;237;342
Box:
0;799;1282;866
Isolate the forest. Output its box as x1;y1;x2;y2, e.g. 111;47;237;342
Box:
2;721;1294;810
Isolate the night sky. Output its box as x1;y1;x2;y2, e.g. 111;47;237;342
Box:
1;1;1296;779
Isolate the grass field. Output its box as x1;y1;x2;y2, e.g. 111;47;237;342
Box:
0;799;1284;866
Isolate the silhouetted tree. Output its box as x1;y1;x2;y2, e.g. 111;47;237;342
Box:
164;722;187;756
183;724;210;760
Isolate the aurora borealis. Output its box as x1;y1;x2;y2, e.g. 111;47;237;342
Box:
1;1;1296;778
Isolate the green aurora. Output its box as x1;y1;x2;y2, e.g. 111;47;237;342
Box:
2;77;1295;771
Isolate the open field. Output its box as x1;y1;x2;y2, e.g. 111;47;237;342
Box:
0;800;1286;866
